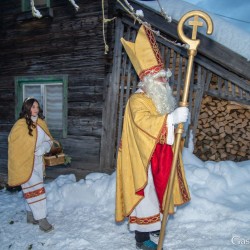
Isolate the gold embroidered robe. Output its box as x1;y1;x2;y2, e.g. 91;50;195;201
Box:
8;118;52;187
115;93;190;222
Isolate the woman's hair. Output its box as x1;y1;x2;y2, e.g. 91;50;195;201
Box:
19;97;45;136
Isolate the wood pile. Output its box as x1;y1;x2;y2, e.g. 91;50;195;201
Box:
194;95;250;162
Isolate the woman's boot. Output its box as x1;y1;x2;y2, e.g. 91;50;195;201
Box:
27;211;39;225
39;218;54;232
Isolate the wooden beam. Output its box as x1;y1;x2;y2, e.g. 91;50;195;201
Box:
100;18;124;171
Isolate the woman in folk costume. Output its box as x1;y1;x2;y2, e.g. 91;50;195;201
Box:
115;25;191;250
8;97;54;232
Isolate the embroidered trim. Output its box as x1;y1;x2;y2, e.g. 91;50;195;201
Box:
28;197;46;205
144;26;163;65
139;64;164;80
129;213;160;225
158;125;167;144
176;160;190;203
23;187;45;199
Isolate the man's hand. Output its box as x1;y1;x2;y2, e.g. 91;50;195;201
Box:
169;107;189;124
166;107;189;145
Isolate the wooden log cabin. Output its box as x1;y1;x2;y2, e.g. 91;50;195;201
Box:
0;0;116;183
0;0;249;184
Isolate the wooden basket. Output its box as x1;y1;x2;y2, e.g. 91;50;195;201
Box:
44;153;65;167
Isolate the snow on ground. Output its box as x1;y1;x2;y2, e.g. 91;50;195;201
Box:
1;148;250;250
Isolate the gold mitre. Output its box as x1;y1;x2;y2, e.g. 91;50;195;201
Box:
121;25;164;80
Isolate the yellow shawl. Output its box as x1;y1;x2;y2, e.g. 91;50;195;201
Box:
115;93;190;222
8;118;52;187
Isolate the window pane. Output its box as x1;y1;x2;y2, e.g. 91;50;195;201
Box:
23;85;42;108
35;0;47;8
45;84;63;130
17;75;67;137
23;0;48;11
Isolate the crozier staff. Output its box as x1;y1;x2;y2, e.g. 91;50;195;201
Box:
8;97;54;232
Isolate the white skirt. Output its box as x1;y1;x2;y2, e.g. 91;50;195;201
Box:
129;165;161;232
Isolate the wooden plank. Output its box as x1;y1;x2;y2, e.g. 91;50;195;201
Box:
207;90;250;105
116;28;129;158
100;18;124;171
239;88;243;99
67;116;102;137
224;80;229;97
192;67;207;141
165;47;171;70
132;71;138;93
204;71;212;93
68;100;103;113
60;135;100;166
0;133;8;163
176;55;183;104
231;83;236;97
194;54;250;93
170;50;177;85
246;91;250;101
1;133;11;176
217;77;222;94
115;27;139;165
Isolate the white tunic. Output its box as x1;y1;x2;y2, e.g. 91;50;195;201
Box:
129;165;161;232
21;122;52;220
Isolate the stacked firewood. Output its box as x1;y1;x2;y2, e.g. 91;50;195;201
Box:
194;95;250;162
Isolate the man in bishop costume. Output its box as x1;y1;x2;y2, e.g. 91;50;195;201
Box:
115;25;191;250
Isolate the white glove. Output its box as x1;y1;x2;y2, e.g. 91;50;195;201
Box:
166;107;189;145
168;107;189;125
34;141;52;156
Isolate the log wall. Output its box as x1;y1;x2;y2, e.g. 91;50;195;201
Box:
0;0;115;181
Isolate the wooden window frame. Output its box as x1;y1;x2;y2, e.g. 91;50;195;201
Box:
15;75;68;138
22;0;51;12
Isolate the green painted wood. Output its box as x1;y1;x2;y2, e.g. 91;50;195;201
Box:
22;0;51;12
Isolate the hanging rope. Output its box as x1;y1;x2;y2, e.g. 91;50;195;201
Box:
68;0;80;11
102;0;116;54
30;0;42;18
30;0;79;19
156;0;172;22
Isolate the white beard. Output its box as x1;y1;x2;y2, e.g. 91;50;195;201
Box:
143;78;176;115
